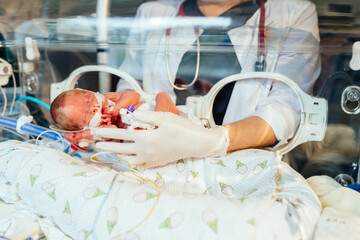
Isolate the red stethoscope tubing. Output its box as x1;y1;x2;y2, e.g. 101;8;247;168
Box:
259;0;266;60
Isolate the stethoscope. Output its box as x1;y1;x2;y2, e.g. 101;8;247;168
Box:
165;0;266;91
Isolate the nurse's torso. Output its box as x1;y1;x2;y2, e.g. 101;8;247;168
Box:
143;0;260;125
175;0;260;124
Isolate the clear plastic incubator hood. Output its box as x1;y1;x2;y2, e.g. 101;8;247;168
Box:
0;0;358;184
0;1;359;240
0;0;360;193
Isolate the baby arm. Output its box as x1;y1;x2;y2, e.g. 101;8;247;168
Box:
64;91;178;146
104;91;178;115
104;90;141;118
155;92;179;115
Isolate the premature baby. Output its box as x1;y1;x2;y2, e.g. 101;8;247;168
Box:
50;89;178;146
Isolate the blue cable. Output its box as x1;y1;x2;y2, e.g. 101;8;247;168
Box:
348;183;360;193
16;96;51;111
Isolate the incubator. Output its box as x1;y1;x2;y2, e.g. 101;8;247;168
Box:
0;1;360;240
0;0;358;184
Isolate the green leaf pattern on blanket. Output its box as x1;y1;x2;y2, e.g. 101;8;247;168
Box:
216;160;226;167
247;218;256;226
219;182;234;196
41;182;56;200
236;160;248;174
155;172;164;187
159;211;184;229
30;164;42;187
187;171;199;182
77;230;93;240
83;187;105;199
202;210;218;233
239;196;248;202
133;192;158;202
2;142;287;239
210;159;226;167
107;207;118;234
59;157;81;165
203;187;212;195
132;165;145;173
176;159;186;172
63;201;72;225
254;160;267;175
244;188;258;196
118;176;125;183
73;171;98;177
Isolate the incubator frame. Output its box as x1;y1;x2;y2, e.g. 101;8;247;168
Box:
50;65;328;155
186;72;328;154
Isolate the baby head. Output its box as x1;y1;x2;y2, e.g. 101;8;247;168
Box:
51;89;103;131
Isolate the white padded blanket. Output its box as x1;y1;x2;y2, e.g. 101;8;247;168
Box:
0;140;321;240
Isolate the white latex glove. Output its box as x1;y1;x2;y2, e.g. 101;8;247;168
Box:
95;110;229;168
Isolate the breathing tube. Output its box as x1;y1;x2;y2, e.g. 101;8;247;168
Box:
0;116;64;142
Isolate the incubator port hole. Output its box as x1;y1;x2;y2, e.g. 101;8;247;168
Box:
345;100;359;112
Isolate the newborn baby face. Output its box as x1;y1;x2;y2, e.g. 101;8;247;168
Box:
52;89;179;146
62;90;104;130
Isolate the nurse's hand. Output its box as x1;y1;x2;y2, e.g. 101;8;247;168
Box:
94;110;229;168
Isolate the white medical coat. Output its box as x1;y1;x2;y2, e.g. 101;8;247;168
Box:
117;0;321;147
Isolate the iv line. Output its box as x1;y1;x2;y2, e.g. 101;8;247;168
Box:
90;152;161;239
110;163;161;239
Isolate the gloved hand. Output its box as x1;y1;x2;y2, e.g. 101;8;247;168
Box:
94;110;230;168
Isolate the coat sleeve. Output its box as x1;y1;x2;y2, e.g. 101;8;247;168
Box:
250;0;321;148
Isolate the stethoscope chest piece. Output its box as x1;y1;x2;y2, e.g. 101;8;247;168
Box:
255;59;266;72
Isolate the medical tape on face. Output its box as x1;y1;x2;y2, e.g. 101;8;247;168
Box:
88;92;105;129
104;99;115;111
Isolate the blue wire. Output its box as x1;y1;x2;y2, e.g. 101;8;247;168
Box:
0;237;11;240
16;96;51;111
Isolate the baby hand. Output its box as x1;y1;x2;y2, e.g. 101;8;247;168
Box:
64;125;118;146
100;113;113;126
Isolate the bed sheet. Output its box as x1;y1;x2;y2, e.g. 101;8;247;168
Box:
0;140;321;240
0;199;68;240
307;175;360;240
312;207;360;240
